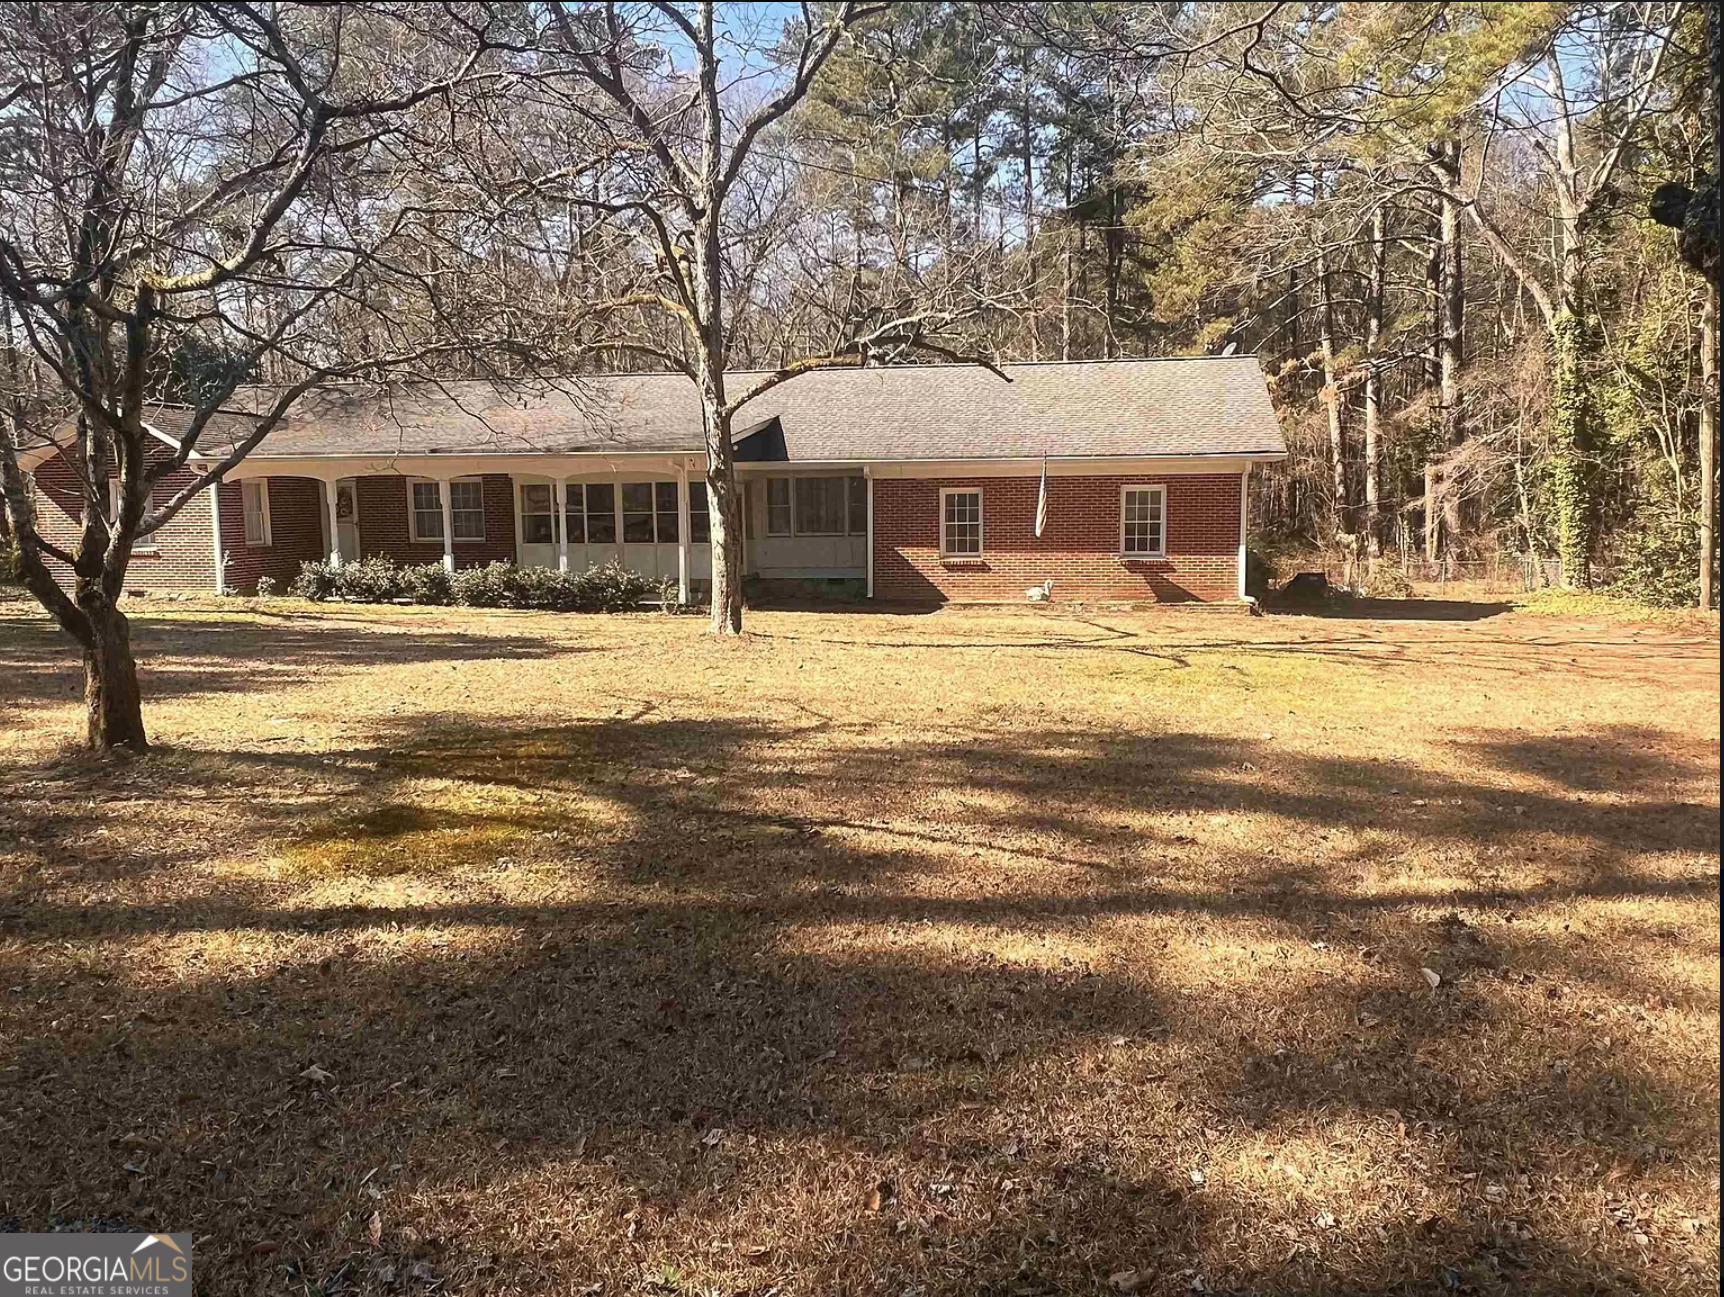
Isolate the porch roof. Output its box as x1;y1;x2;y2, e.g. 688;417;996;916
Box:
172;356;1286;465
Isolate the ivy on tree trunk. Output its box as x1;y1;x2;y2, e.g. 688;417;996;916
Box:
1549;311;1598;587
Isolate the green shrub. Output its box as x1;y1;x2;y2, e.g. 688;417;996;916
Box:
1609;510;1713;609
292;559;340;601
254;575;278;598
449;561;515;608
334;555;409;602
577;560;655;612
295;556;653;612
402;562;453;605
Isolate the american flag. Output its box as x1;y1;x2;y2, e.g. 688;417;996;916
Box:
1034;455;1049;537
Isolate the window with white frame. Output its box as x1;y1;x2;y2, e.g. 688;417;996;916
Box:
410;480;443;541
411;479;485;543
449;479;485;540
106;478;162;544
941;488;983;556
1121;485;1165;556
519;482;556;544
241;479;271;546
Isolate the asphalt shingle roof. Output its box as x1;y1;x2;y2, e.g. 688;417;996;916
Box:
191;356;1285;462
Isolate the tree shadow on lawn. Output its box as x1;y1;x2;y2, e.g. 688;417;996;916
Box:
0;609;601;715
0;718;1717;1295
1265;597;1513;622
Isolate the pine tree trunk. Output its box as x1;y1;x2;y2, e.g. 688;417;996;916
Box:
1700;282;1718;610
1549;311;1596;587
1437;147;1466;544
1424;463;1440;563
1316;242;1346;533
1364;206;1386;564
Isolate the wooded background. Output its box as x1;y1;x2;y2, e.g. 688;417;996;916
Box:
4;1;1719;611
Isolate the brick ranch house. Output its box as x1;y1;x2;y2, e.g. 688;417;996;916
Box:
21;356;1286;604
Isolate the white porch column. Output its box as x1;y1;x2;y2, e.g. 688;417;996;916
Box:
676;461;691;604
208;477;226;595
1238;466;1251;600
439;478;455;573
865;468;875;600
553;476;570;572
324;477;343;566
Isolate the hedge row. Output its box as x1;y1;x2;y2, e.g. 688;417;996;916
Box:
288;556;660;612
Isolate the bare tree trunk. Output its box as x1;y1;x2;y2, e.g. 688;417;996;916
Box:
1702;282;1718;610
82;597;148;749
1316;240;1346;533
1061;151;1074;361
704;415;744;634
1364;206;1386;564
1435;142;1466;544
1424;463;1440;563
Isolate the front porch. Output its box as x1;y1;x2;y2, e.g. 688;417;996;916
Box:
216;455;871;598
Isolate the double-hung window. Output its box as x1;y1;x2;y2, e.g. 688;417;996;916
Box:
241;479;271;546
1121;485;1166;557
411;481;444;541
793;476;847;534
449;480;485;541
107;478;165;546
410;478;485;543
941;488;983;556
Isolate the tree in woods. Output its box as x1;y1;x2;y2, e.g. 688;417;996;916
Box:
0;3;504;748
1646;0;1718;608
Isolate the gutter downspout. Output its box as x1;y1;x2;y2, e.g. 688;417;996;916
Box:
865;467;874;600
1238;466;1251;602
209;478;226;595
676;460;691;604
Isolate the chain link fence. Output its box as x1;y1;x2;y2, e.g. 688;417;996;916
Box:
1311;551;1565;594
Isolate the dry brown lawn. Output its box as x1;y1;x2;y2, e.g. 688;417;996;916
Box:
0;592;1718;1296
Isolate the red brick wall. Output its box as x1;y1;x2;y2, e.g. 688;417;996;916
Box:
27;459;521;593
872;473;1242;603
31;447;218;592
352;474;517;568
216;476;328;593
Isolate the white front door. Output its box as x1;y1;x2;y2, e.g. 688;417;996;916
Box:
336;478;361;558
516;479;560;568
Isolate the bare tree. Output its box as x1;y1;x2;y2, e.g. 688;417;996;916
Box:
467;0;1001;635
0;3;494;748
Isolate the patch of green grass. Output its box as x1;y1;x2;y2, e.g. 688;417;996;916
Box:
279;801;554;878
1513;587;1720;630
